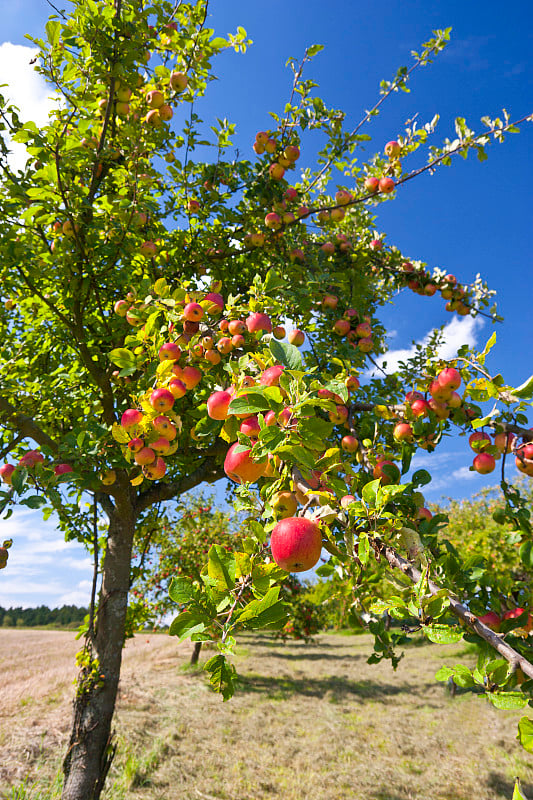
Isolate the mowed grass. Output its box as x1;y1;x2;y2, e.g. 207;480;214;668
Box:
1;629;533;800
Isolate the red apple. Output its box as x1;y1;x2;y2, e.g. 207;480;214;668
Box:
207;390;233;421
121;408;143;429
341;435;359;453
152;416;176;440
150;388;175;412
438;367;461;392
224;443;267;484
158;342;181;362
288;330;305;347
240;416;261;438
143;457;166;480
271;491;298;519
379;176;395;193
473;453;496;474
270;517;322;572
135;447;156;466
364;176;379;193
246;312;272;334
183;302;203;322
479;611;501;631
0;464;15;484
469;432;492;453
393;422;413;442
127;438;144;454
260;365;285;387
373;460;400;485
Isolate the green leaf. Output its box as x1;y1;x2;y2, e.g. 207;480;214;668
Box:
228;392;273;416
11;467;28;494
362;479;380;506
435;665;455;682
513;374;533;400
169;611;206;641
512;778;528;800
358;531;370;565
203;654;237;700
411;469;431;487
108;348;136;370
517;717;533;753
45;20;61;46
20;495;47;509
168;576;194;604
208;545;236;591
519;541;533;568
488;692;528;710
264;269;286;293
424;624;464;644
269;339;302;370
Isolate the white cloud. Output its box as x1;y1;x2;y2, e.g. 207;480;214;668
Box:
450;465;478;482
0;42;57;171
371;314;484;376
57;580;93;607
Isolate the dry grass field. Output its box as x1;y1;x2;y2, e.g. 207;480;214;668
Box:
1;628;532;799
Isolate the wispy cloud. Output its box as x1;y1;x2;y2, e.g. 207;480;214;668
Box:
370;314;483;376
0;42;58;171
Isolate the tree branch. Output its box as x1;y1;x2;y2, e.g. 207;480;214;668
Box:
0;397;59;454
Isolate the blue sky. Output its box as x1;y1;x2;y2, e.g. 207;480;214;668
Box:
0;0;531;606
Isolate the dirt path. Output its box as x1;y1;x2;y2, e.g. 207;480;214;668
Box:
1;630;532;799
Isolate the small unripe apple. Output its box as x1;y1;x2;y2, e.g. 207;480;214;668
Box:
170;71;188;92
271;491;298;519
146;90;164;108
288;329;305;347
101;470;116;486
384;140;401;158
364;176;379;193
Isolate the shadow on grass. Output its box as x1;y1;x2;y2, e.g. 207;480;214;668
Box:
238;671;438;703
487;773;533;798
255;650;365;662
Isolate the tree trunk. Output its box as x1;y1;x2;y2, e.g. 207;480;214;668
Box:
190;641;202;665
62;494;136;800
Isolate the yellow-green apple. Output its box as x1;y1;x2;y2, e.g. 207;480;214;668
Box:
278;407;294;427
224;443;267;484
288;330;305;346
269;163;285;181
135;447;156;466
429;399;449;420
416;507;432;522
330;207;345;222
384;140;401;158
346;375;360;392
114;299;129;317
100;470;116;485
333;319;350;336
121;408;143;428
358;337;373;353
284;145;300;161
273;325;285;339
255;131;268;145
329;405;348;425
207;390;232;420
473;453;495;474
170;71;188;92
379;176;395;193
145;109;162;127
265;212;282;230
246;312;272;334
146;90;164;108
493;432;516;453
335;189;353;205
265;138;277;154
153;416;177;440
253;141;264;155
272;491;298;519
270;516;322;572
364;176;379;193
323;294;338;309
150;388;175;412
448;391;462;409
143;457;166;480
355;322;371;338
340;495;356;509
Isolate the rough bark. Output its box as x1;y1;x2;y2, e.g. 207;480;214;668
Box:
62;490;136;800
190;641;202;666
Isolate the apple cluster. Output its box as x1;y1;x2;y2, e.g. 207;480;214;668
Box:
252;130;300;183
0;449;74;487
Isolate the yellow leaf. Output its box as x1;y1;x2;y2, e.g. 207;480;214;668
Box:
111;423;130;444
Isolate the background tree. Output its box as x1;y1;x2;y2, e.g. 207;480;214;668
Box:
0;2;531;799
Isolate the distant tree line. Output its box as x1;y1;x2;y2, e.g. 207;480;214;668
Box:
0;604;88;629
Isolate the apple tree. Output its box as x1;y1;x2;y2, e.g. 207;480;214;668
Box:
0;1;532;798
